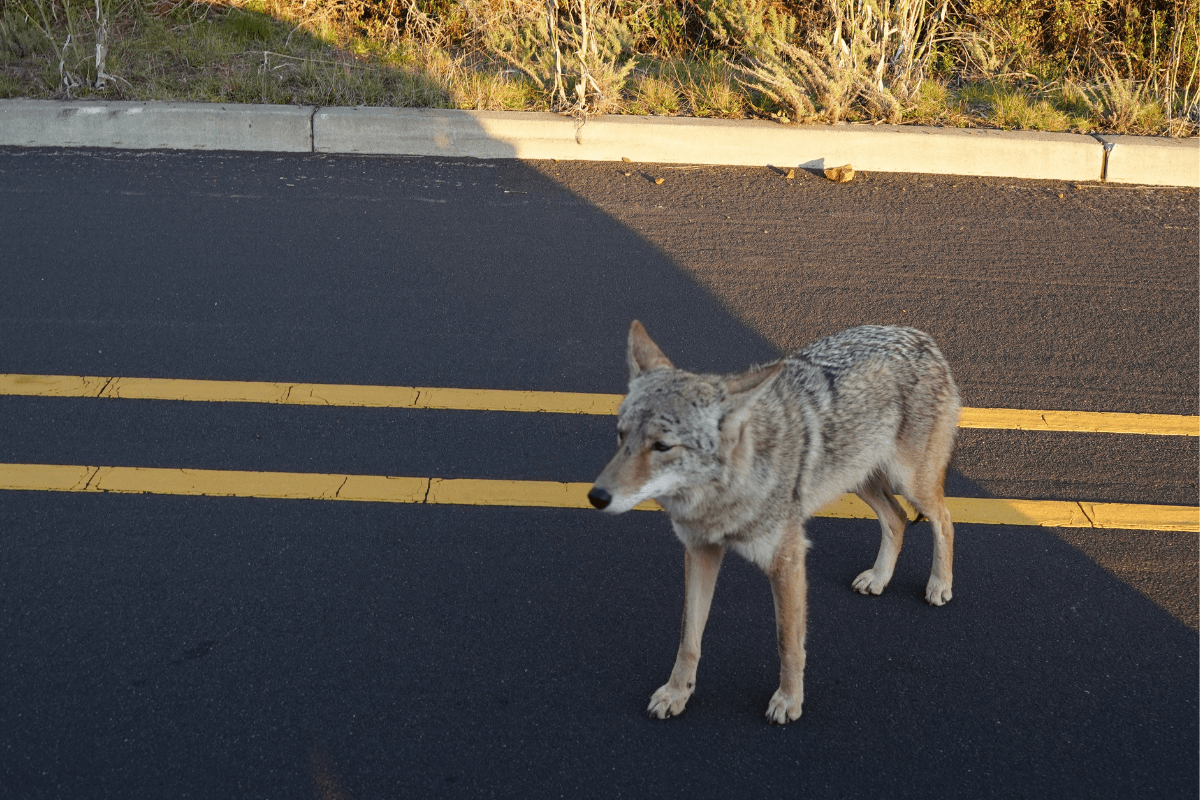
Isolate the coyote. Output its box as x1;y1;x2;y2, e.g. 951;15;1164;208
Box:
588;321;961;723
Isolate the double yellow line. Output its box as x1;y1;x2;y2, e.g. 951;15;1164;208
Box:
0;463;1194;532
1;374;1196;532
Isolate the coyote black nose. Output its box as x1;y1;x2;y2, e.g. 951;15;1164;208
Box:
588;487;612;510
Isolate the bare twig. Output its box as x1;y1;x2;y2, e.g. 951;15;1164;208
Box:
93;0;114;89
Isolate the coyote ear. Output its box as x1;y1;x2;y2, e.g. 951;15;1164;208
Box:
627;320;674;379
719;361;784;449
725;361;784;400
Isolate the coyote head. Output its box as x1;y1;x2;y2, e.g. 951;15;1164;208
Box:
588;321;783;514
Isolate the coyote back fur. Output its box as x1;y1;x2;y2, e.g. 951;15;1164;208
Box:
588;321;961;724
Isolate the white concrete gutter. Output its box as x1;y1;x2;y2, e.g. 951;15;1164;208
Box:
1;99;1196;187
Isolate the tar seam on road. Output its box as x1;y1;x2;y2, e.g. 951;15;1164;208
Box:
2;374;1197;436
0;463;1195;532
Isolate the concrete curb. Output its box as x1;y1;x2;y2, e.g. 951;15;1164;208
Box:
0;99;314;152
315;106;1107;182
2;98;1197;186
1096;134;1200;186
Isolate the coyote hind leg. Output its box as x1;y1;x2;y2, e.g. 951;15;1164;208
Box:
851;472;909;597
903;412;957;606
908;481;954;606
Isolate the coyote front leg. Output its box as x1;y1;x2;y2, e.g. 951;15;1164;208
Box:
766;523;809;724
648;543;725;718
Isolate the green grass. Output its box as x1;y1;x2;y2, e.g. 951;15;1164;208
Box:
626;74;682;116
3;2;455;108
955;81;1090;132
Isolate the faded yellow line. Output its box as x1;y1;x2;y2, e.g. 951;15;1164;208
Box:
956;407;1198;436
1;373;1195;434
1;464;1195;532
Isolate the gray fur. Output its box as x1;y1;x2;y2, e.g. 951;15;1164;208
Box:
591;321;961;723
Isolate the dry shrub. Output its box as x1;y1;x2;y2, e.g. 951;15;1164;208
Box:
1064;70;1168;133
948;0;1198;129
481;0;635;114
716;0;946;123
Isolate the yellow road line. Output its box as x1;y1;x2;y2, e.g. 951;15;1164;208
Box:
956;407;1198;436
1;373;1196;435
1;464;1195;532
0;374;623;415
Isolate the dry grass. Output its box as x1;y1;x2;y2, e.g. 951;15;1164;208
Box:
626;72;680;115
676;56;744;117
0;0;1195;135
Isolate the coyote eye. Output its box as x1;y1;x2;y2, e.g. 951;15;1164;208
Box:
651;441;673;452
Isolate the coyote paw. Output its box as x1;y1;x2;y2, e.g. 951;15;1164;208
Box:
765;688;803;724
925;577;953;606
647;683;692;719
852;568;890;596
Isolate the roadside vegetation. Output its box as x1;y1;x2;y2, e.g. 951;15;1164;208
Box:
1;0;1196;135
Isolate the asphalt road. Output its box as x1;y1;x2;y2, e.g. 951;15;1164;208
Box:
0;147;1196;799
